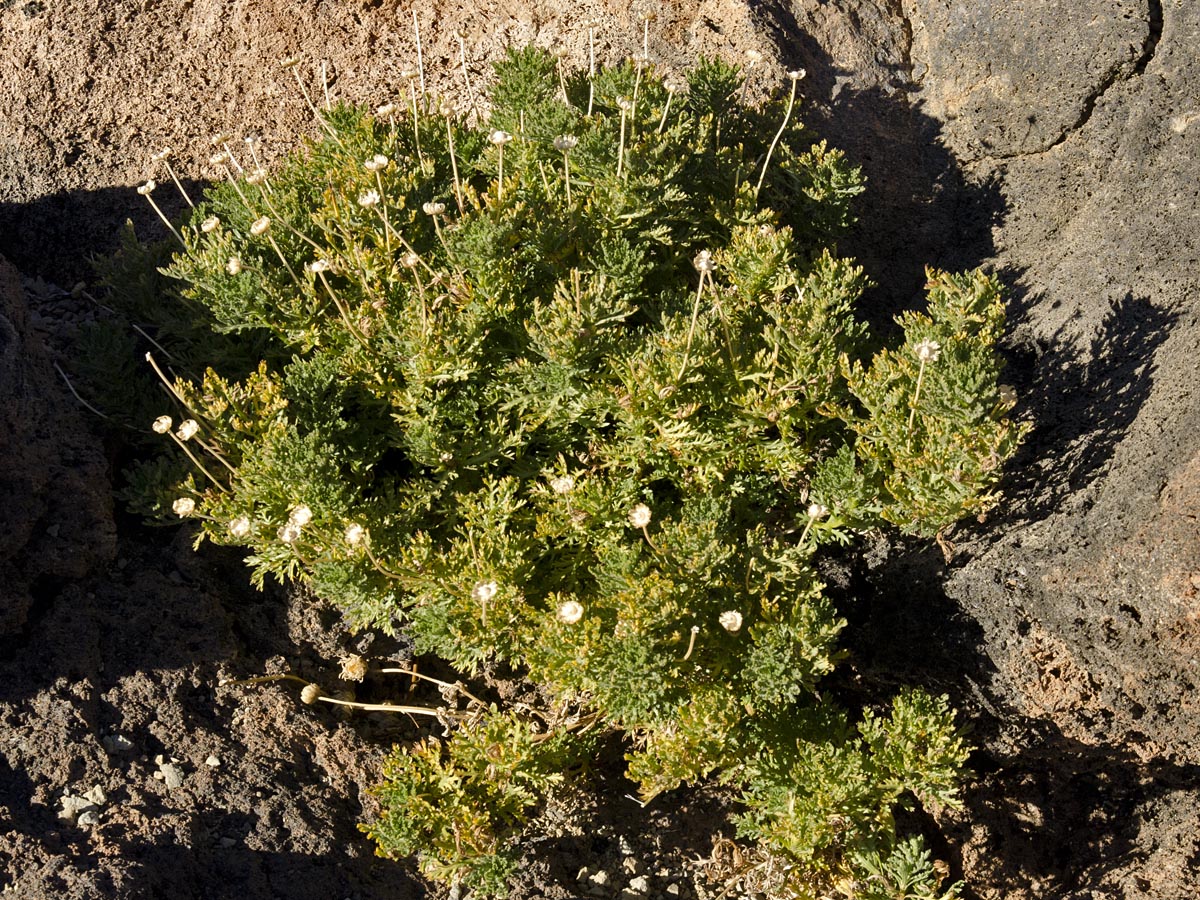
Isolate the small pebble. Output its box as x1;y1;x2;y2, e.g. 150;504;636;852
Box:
205;755;221;768
622;857;641;875
666;885;682;897
219;837;237;848
152;771;164;781
76;809;99;827
160;764;185;789
589;870;609;887
628;875;651;894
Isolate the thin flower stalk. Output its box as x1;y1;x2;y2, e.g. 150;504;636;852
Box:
456;32;479;121
403;73;425;166
153;149;194;208
167;428;229;493
617;99;631;179
444;112;465;213
315;268;372;349
755;69;805;198
586;21;598;116
320;59;332;111
282;56;324;126
136;181;185;246
682;625;700;661
907;338;942;440
677;251;715;380
412;9;427;110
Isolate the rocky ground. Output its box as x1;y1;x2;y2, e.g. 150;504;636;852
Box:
2;1;1198;899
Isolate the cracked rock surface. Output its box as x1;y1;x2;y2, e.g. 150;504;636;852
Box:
2;1;1199;899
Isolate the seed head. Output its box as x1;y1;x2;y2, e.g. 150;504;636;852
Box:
357;189;380;208
375;102;398;117
553;134;578;152
208;151;231;167
549;474;575;494
914;338;941;363
152;415;173;434
200;216;221;233
473;580;499;604
400;251;420;268
664;79;687;95
398;69;417;81
278;522;302;544
226;257;243;275
807;502;829;519
210;132;234;146
489;130;513;145
246;168;269;185
693;249;715;274
279;56;301;70
718;610;743;633
616;96;633;112
339;654;368;682
557;600;584;624
422;201;446;216
249;216;271;236
344;522;365;545
629;503;652;529
136;180;156;195
176;419;200;441
173;497;196;517
300;683;321;704
363;154;389;172
745;49;764;65
788;68;807;81
306;258;331;273
229;516;252;538
288;505;313;527
151;147;173;163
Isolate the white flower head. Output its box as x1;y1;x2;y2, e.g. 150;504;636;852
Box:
229;516;252;538
693;249;715;274
210;132;234;146
136;180;156;196
277;522;302;544
489;129;513;145
300;683;321;704
151;147;173;162
306;258;331;273
279;56;301;70
226;256;243;275
208;150;231;167
176;419;200;441
914;338;941;363
745;49;764;65
173;497;196;517
200;216;221;233
554;134;578;152
364;155;388;172
422;200;446;216
549;474;575;495
788;68;807;81
718;610;743;633
357;189;380;208
557;600;584;624
400;251;420;268
629;503;652;529
375;102;398;117
472;580;499;604
807;502;829;519
246;168;269;185
616;96;633;112
249;216;271;236
288;504;313;527
344;522;365;545
152;415;173;434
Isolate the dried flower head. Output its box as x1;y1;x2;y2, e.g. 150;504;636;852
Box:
176;419;200;441
398;69;417;81
200;216;221;233
226;257;243;276
489;130;513;145
472;580;499;604
136;180;156;195
664;79;687;95
249;216;271;236
210;132;234;146
279;56;301;69
357;189;380;208
288;505;313;527
173;497;196;517
553;134;578;152
557;600;584;624
914;338;942;363
807;502;829;519
364;154;389;172
208;150;231;167
616;96;633;112
229;516;252;538
152;415;173;434
629;503;652;529
375;102;398;117
400;251;420;268
278;522;302;544
306;258;331;273
422;201;446;216
344;522;365;545
246;168;269;185
549;474;575;494
788;68;807;81
339;654;368;682
693;249;715;273
300;683;321;704
745;49;764;65
718;610;743;633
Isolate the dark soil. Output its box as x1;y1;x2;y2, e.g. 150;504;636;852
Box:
2;2;1198;899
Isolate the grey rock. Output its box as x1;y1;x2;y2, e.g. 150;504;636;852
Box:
159;763;185;790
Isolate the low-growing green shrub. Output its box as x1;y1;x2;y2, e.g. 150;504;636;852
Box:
115;44;1025;899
